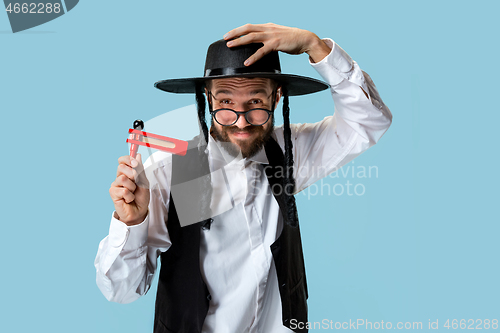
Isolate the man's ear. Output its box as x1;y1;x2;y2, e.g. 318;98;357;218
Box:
205;87;212;107
274;86;282;110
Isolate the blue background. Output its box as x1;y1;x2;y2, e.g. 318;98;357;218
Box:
1;0;498;332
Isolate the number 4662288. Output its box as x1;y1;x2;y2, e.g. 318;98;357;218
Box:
443;319;498;330
5;3;61;14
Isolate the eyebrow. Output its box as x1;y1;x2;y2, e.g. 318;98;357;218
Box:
249;89;269;96
214;89;233;97
214;89;269;97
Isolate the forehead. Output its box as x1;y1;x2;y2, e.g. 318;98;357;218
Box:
209;77;274;95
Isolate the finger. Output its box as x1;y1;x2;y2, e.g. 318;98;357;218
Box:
112;174;137;194
226;32;266;48
122;188;136;204
118;155;136;168
224;23;265;40
244;44;274;66
117;163;136;180
116;154;142;179
133;153;150;189
109;186;135;204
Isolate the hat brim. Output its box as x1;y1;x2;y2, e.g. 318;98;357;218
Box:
154;73;329;96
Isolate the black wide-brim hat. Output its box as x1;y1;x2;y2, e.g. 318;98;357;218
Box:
154;39;329;96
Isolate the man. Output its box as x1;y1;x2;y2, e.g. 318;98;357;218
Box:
95;23;392;333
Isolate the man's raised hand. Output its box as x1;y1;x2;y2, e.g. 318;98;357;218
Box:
223;23;331;66
109;154;150;226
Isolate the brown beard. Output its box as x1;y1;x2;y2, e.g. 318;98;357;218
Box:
211;120;274;159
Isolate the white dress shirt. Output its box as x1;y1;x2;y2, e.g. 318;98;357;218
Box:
95;38;392;333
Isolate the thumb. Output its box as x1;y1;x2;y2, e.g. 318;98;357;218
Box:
133;153;150;189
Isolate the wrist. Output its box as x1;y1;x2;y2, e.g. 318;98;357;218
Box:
127;211;148;226
114;210;148;226
305;33;331;63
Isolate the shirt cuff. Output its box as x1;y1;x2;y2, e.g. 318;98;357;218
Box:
310;38;354;86
109;211;149;251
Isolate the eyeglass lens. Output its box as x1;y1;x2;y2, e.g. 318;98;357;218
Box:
215;109;270;126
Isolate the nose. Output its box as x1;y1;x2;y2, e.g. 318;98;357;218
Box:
234;112;251;129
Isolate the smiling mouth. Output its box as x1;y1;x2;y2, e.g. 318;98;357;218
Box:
230;131;253;138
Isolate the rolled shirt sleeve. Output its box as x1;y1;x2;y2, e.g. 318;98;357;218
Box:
95;157;173;304
274;38;393;193
95;214;150;303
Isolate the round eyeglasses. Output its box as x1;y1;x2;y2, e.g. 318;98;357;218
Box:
207;89;277;126
210;108;273;126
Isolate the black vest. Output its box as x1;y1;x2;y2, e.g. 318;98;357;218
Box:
153;137;308;333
